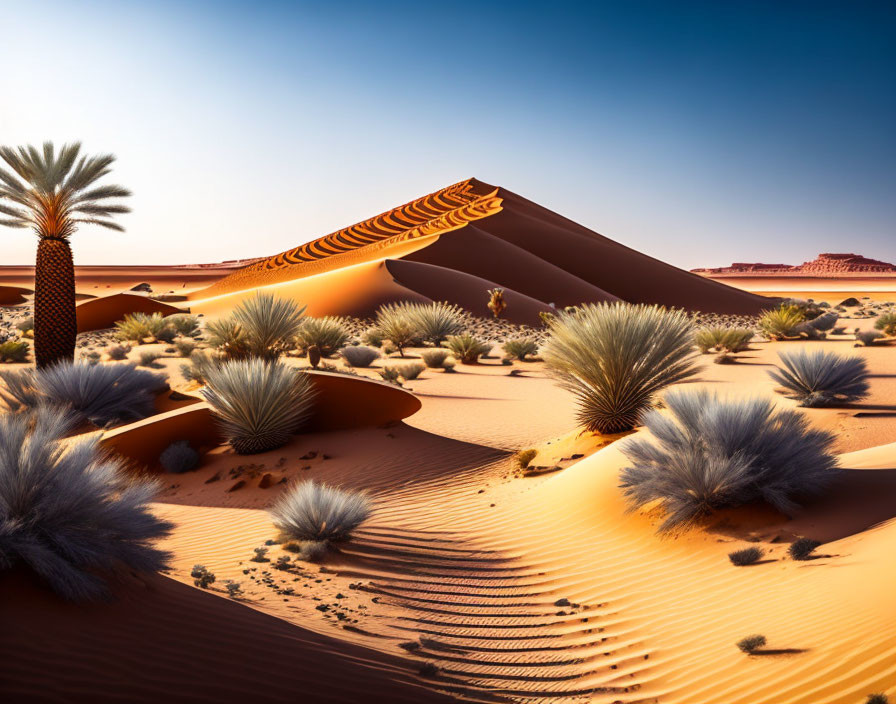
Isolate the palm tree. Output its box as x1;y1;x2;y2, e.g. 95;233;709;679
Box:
0;142;130;368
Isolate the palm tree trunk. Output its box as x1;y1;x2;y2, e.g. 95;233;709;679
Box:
34;237;77;368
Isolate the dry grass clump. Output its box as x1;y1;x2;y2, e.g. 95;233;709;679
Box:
232;292;306;360
444;333;491;364
758;305;805;340
788;537;821;561
374;304;419;356
270;480;371;546
728;547;763;566
205;317;250;359
874;312;896;336
295;317;351;357
396;362;425;380
421;348;452;368
694;327;753;354
0;408;172;600
736;635;767;654
502;338;538;361
543;302;697;433
202;358;316;454
115;312;167;342
769;349;869;407
404;301;466;344
0;340;29;363
620;389;838;532
105;343;131;360
339;345;380;368
160;440;200;473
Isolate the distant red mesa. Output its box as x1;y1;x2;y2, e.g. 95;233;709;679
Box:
692;253;896;276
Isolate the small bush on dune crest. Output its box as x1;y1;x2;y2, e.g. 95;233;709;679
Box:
502;338;539;361
295;317;350;357
444;333;491;364
769;349;869;407
759;305;805;340
270;480;371;544
788;537;821;561
232;292;306;360
543;302;697;434
191;564;215;589
0;408;172;600
0;340;29;363
202;358;316;454
421;348;451;368
728;547;763;566
160;440;200;473
619;389;838;532
874;312;896;336
736;635;766;654
0;361;166;427
339;345;380;368
694;327;753;354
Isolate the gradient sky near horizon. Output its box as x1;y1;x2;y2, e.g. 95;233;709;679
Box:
1;0;894;268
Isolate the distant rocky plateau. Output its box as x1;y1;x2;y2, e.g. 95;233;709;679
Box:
693;252;896;276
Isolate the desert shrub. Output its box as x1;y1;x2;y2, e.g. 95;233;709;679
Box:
865;695;889;704
378;366;402;384
295;317;350;357
270;480;371;543
728;547;763;566
855;330;883;346
137;351;161;368
515;448;537;469
444;333;491;364
295;539;328;562
191;564;215;589
487;288;506;318
769;349;869;407
165;314;201;338
115;312;167;342
694;327;753;354
874;312;896;336
81;350;102;366
180;349;221;384
0;361;166;427
160;440;200;473
106;343;131;360
619;389;838;531
274;555;292;570
736;635;766;654
542;302;697;433
0;408;172;600
780;298;824;320
251;546;269;562
361;327;385;347
503;338;539;360
0;340;29;363
339;345;380;368
403;301;466;344
173;337;198;357
16;316;34;333
397;362;425;380
788;537;821;561
233;292;306;360
758;305;805;340
202;358;316;454
223;580;242;597
204;317;250;359
154;325;178;344
374;303;421;356
421;348;451;368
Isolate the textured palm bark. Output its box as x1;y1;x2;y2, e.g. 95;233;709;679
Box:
34;237;77;368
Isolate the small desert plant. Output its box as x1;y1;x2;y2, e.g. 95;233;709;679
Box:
397;362;425;380
191;564;216;589
295;539;328;562
403;301;466;344
232;292;306;360
202;358;316;454
769;349;869;407
0;361;166;427
694;327;753;354
421;348;451;368
856;330;884;346
338;345;380;368
758;305;805;340
165;314;201;338
115;312;166;342
204;317;250;359
865;694;889;704
515;448;537;469
180;349;221;384
274;555;292;570
619;389;838;531
874;312;896;336
538;310;555;326
0;408;172;600
251;546;269;562
0;340;29;363
542;302;697;433
295;317;350;357
154;324;178;344
106;343;131;361
270;480;371;544
444;333;491;364
737;635;767;654
223;580;242;597
728;547;763;566
503;338;539;361
173;337;198;357
361;327;385;347
159;440;200;473
378;366;402;384
374;303;419;357
137;351;161;368
487;288;506;318
788;537;821;561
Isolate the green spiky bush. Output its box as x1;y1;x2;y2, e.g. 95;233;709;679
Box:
769;349;869;407
502;338;539;361
204;317;250;359
374;304;420;357
758;305;805;340
295;317;350;357
361;327;385;347
173;337;198;357
270;480;371;544
444;333;492;364
232;292;306;360
115;312;166;342
339;345;380;368
0;407;172;600
421;348;451;368
165;314;201;339
403;301;467;344
542;302;697;433
202;358;316;454
619;389;838;531
0;340;29;363
874;312;896;336
694;327;753;354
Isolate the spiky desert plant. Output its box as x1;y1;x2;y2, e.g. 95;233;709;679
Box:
361;327;385;347
165;314;201;339
270;480;371;544
0;142;131;368
375;303;420;357
728;547;763;566
232;292;306;360
874;312;896;336
115;312;166;342
788;537;821;561
403;301;466;344
444;333;492;364
487;288;506;318
619;389;838;531
201;358;316;454
694;327;754;354
758;304;805;340
769;349;869;407
173;337;198;357
159;440;200;473
421;348;451;368
0;407;171;600
295;317;350;357
339;345;380;368
542;302;697;433
0;361;166;427
397;362;425;380
502;338;539;361
204;316;250;359
0;340;29;363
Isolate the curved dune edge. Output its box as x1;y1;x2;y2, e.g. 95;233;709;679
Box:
100;371;421;471
0;284;30;305
76;293;186;333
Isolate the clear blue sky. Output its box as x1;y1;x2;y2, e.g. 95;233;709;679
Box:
1;0;893;268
